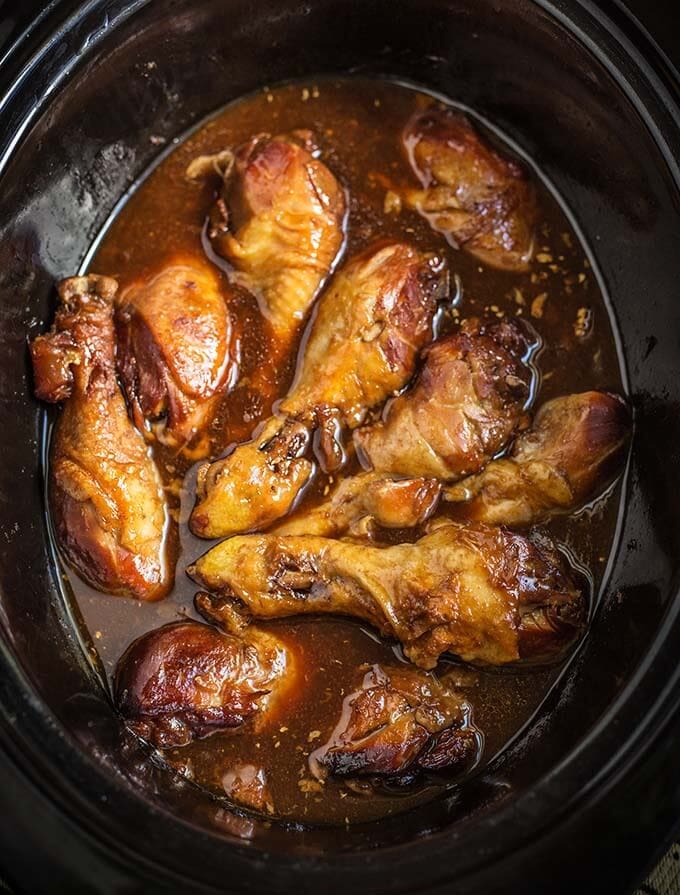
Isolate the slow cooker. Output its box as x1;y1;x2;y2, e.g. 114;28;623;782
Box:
0;1;679;892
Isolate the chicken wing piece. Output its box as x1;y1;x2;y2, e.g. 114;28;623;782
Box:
189;521;583;669
445;391;631;526
30;275;170;600
309;663;480;785
115;256;237;452
399;108;537;271
273;472;441;538
354;317;534;480
114;619;292;748
192;129;346;346
189;242;447;538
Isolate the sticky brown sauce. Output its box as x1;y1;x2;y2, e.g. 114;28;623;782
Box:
63;78;624;826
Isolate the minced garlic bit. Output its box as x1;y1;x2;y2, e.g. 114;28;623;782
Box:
307;730;322;742
298;778;323;794
512;287;526;306
384;190;402;215
301;87;310;101
536;252;553;264
530;293;548;319
574;306;592;338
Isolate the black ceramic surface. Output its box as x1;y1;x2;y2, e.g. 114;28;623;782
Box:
0;1;679;893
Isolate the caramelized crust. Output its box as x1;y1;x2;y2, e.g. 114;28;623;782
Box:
280;241;448;430
310;664;480;783
116;256;236;451
354;317;534;479
401;108;537;271
30;275;170;600
189;520;583;669
190;241;447;538
446;391;631;525
115;620;290;747
197;130;346;347
274;471;441;538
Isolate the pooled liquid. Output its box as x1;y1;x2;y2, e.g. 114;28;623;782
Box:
60;77;624;825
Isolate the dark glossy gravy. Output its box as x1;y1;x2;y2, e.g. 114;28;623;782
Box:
62;78;624;825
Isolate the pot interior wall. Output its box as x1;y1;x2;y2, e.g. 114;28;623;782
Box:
0;0;679;872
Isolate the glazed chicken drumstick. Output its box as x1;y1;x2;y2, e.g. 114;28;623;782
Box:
190;241;448;538
354;316;533;479
445;391;631;525
189;129;346;349
283;389;628;539
397;107;537;272
116;255;237;453
30;275;170;600
189;520;583;669
277;315;533;538
309;664;480;784
273;471;442;538
115;618;293;748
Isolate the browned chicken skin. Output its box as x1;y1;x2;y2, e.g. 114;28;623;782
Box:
30;275;170;600
399;108;537;271
193;129;346;347
355;317;534;479
116;256;237;452
114;620;291;748
309;664;480;784
445;391;631;525
273;472;441;538
190;241;448;538
278;241;448;430
189;520;583;669
293;390;627;538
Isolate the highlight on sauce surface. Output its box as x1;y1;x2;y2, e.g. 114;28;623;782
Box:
30;78;631;826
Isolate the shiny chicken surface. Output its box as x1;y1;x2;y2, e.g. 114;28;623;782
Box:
274;471;442;538
116;256;236;451
400;107;537;271
298;389;629;539
114;619;291;747
195;129;346;347
30;275;170;600
189;520;583;669
445;391;630;525
190;241;447;538
354;317;533;479
34;79;629;825
310;664;480;783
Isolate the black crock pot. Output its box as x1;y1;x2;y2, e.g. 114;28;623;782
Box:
1;1;679;892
